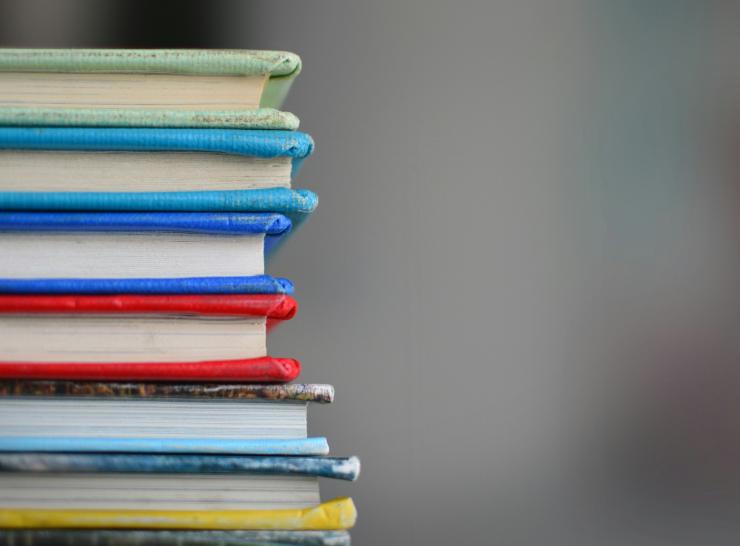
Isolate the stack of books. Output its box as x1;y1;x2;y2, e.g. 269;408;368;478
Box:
0;49;358;546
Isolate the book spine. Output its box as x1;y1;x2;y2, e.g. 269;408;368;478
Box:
0;357;300;383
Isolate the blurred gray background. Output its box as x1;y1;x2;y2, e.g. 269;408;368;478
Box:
3;1;740;544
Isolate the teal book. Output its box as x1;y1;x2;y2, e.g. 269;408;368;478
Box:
0;49;302;129
0;127;317;230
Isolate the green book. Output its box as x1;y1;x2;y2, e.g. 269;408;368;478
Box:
0;49;302;129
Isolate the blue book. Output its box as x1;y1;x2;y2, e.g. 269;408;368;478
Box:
0;212;294;293
0;128;317;228
0;454;361;481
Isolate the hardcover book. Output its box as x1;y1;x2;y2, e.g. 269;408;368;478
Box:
0;455;359;512
0;212;291;283
0;294;298;380
0;382;333;455
0;128;314;192
0;49;302;128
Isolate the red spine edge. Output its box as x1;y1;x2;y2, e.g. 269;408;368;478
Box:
0;295;298;320
0;357;301;383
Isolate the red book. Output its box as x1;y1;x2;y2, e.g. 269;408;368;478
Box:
0;294;300;382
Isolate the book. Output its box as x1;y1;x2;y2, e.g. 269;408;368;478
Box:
0;455;359;511
0;212;290;281
0;529;352;546
0;49;302;129
0;382;333;455
0;294;296;369
0;128;314;192
0;497;357;530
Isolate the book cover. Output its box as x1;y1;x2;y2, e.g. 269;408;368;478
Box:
0;49;302;110
0;454;360;481
0;381;335;402
0;128;314;175
0;294;297;318
0;211;291;235
0;437;330;456
0;276;295;295
0;529;351;546
0;357;301;382
0;188;318;231
0;497;356;530
0;108;299;130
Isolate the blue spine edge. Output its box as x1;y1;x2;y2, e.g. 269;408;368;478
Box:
0;128;315;159
0;276;294;295
0;212;292;235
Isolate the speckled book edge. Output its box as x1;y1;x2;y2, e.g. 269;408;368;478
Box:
0;381;335;403
0;454;360;481
0;529;351;546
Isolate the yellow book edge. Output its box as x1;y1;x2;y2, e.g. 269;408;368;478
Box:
0;497;356;530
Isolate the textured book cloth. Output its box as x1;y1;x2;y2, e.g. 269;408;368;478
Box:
0;127;314;173
0;529;351;546
0;454;360;481
0;188;319;230
0;49;303;128
0;497;356;530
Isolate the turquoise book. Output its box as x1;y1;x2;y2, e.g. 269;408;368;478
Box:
0;49;302;129
0;127;317;229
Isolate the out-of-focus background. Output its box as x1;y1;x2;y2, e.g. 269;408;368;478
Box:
3;1;740;544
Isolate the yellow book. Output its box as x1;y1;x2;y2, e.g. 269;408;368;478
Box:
0;498;356;530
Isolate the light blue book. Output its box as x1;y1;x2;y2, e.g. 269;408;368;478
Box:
0;128;318;235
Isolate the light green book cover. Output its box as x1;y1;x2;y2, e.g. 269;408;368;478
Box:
0;49;302;129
